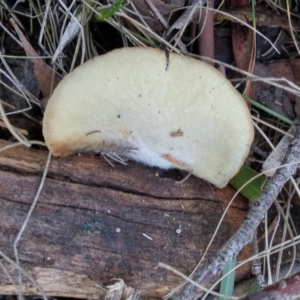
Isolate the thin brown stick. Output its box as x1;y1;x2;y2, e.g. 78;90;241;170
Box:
177;125;300;300
198;0;214;60
243;270;300;299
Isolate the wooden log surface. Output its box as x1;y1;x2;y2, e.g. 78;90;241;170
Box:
0;139;251;298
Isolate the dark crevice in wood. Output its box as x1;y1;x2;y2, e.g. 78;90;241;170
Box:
0;140;251;298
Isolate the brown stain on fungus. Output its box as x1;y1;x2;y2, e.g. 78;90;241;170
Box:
171;129;184;137
161;153;189;170
86;130;101;136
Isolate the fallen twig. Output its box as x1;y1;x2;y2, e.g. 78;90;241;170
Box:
242;270;300;300
177;125;300;300
198;0;214;60
166;0;206;42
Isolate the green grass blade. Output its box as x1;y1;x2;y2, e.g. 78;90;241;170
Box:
247;282;260;295
94;0;128;21
244;96;297;126
230;165;266;201
219;257;237;300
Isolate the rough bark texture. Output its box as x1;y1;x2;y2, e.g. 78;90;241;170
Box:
0;139;250;299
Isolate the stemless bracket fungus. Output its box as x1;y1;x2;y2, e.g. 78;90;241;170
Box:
43;47;254;188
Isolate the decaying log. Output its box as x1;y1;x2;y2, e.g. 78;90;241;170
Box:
0;139;251;299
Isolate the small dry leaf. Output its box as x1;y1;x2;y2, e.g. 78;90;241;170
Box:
10;18;60;98
231;22;255;97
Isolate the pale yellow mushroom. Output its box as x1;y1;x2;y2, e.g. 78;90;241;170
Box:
43;47;254;188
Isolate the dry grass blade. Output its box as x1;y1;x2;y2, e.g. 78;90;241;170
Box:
13;152;51;300
0;100;30;147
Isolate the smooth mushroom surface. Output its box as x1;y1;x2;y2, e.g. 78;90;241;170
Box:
43;47;254;188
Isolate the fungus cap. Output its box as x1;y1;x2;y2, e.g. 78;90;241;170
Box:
43;47;254;188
